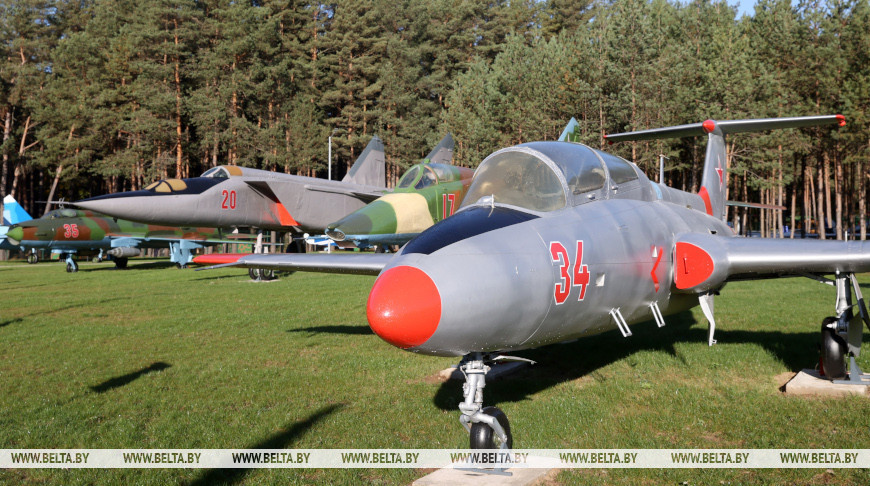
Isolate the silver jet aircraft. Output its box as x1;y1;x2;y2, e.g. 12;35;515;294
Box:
206;115;868;450
75;136;387;235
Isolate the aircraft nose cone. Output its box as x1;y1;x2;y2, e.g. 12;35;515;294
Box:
6;226;22;245
367;265;441;349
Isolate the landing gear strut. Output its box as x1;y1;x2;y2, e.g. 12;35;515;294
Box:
63;254;78;273
458;353;513;450
817;272;870;383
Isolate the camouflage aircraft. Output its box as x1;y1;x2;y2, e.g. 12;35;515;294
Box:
74;136;387;238
6;208;237;272
325;134;475;249
206;115;870;450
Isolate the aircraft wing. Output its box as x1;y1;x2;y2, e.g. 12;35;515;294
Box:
200;252;394;276
303;184;384;202
674;233;870;292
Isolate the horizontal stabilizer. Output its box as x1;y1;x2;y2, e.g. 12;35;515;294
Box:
726;201;786;210
196;252;393;276
604;115;845;143
673;233;870;292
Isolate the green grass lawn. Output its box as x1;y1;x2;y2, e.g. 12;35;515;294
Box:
1;258;869;485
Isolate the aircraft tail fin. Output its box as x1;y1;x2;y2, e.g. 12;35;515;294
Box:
342;136;386;188
3;195;34;225
558;118;581;142
422;133;454;165
604;115;845;221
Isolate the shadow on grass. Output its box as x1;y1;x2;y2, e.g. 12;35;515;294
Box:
0;317;23;328
89;362;172;394
432;311;820;411
82;260;180;272
287;325;372;335
25;296;129;319
192;273;252;281
187;403;344;486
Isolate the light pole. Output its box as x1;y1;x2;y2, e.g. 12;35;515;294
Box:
659;154;670;184
328;128;338;181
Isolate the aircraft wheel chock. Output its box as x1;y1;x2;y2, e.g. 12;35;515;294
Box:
470;406;513;450
821;317;847;379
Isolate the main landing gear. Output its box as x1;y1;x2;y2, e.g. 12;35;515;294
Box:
62;253;78;273
816;272;870;383
458;353;514;450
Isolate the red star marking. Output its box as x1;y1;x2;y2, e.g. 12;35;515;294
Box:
715;156;724;185
651;245;663;292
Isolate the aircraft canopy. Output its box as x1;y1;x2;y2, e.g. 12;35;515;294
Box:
396;163;461;190
45;208;81;219
461;142;639;212
201;166;244;178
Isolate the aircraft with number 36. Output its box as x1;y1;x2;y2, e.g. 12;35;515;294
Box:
204;114;870;451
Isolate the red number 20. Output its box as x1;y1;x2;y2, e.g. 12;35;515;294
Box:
221;190;237;210
549;240;590;305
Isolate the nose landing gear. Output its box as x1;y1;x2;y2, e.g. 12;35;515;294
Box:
458;353;514;450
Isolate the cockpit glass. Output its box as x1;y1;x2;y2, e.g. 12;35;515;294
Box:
201;167;230;178
598;151;638;184
461;151;566;212
397;166;421;189
47;209;78;219
428;164;456;183
415;167;437;189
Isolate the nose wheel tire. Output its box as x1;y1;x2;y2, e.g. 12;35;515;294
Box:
27;253;38;264
114;257;128;269
66;261;78;273
470;406;513;450
821;317;847;380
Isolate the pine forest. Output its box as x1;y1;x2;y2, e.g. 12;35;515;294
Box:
2;0;869;238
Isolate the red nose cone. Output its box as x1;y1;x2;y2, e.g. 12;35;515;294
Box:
367;266;441;349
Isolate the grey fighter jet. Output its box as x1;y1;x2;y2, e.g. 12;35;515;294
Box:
206;115;867;450
75;136;387;234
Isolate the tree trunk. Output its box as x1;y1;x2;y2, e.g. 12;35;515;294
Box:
817;160;826;239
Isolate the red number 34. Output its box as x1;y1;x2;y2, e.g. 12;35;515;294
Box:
549;240;590;305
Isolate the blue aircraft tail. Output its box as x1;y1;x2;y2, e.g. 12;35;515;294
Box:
558;118;581;142
604;115;845;221
3;195;33;225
